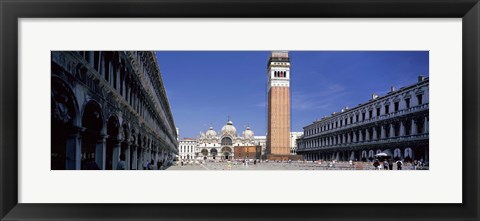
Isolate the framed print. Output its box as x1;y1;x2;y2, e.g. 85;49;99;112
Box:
1;0;479;220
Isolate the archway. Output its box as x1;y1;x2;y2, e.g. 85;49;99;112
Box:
211;148;218;160
81;101;103;170
221;146;232;160
393;148;402;161
221;137;232;146
404;147;413;162
51;77;78;170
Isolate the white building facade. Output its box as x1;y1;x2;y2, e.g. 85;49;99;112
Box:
190;119;265;160
179;138;197;160
297;76;429;163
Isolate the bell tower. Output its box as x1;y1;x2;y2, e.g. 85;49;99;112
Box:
266;51;291;160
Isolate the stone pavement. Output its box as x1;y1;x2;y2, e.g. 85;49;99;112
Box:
165;161;429;170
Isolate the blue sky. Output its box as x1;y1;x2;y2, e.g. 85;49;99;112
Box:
156;51;429;139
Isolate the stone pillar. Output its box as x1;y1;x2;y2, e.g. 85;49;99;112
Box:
424;116;429;133
96;134;108;170
137;147;143;170
390;124;395;138
347;133;351;143
381;126;386;139
373;127;377;140
400;121;405;136
132;145;138;170
358;130;363;142
65;126;84;170
411;119;417;135
124;142;131;170
112;138;121;170
342;134;346;144
365;129;370;141
353;131;357;142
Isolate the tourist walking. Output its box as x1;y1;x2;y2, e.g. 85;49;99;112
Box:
383;160;389;170
396;160;403;170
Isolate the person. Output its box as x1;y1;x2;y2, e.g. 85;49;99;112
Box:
116;154;126;170
388;159;393;170
413;160;418;170
396;160;403;170
383;160;389;170
149;160;155;170
143;161;149;170
373;160;380;170
254;159;257;165
181;160;184;166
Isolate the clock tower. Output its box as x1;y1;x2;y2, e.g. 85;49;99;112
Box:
266;51;291;160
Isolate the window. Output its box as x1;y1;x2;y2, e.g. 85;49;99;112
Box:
376;108;381;116
335;122;338;128
369;110;373;119
356;115;359;122
362;113;365;121
385;105;389;114
344;118;347;125
405;98;411;108
350;116;353;124
417;94;423;105
394;102;399;112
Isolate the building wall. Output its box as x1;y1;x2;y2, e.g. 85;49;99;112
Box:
267;87;291;156
234;146;262;160
297;77;429;163
51;51;178;170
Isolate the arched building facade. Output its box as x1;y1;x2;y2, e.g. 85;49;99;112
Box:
194;120;262;160
297;76;429;164
51;51;178;170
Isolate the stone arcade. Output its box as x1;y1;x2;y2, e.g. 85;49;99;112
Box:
297;76;429;164
51;51;178;170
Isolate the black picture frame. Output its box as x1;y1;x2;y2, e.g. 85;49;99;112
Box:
1;0;479;220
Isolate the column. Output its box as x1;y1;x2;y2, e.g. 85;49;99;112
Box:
411;119;417;135
381;125;386;139
390;124;395;138
112;137;122;170
353;131;357;142
96;134;108;170
365;129;370;141
347;133;351;143
400;121;405;136
424;116;429;133
124;141;131;170
65;126;85;170
373;127;377;140
358;130;363;142
132;144;138;170
342;134;346;144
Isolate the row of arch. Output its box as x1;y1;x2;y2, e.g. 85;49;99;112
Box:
273;71;287;78
302;146;428;163
51;72;175;170
304;84;428;137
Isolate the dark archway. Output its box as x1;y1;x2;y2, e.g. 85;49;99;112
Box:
81;100;103;170
51;77;78;170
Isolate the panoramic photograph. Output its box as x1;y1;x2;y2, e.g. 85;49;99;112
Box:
51;51;429;170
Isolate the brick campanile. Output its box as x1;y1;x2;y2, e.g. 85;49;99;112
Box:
266;51;291;160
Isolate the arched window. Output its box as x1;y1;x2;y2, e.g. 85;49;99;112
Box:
221;137;232;146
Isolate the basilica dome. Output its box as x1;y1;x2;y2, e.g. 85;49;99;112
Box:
243;126;254;140
221;120;237;136
205;127;217;138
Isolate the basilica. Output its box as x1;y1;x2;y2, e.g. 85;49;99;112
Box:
194;119;264;160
